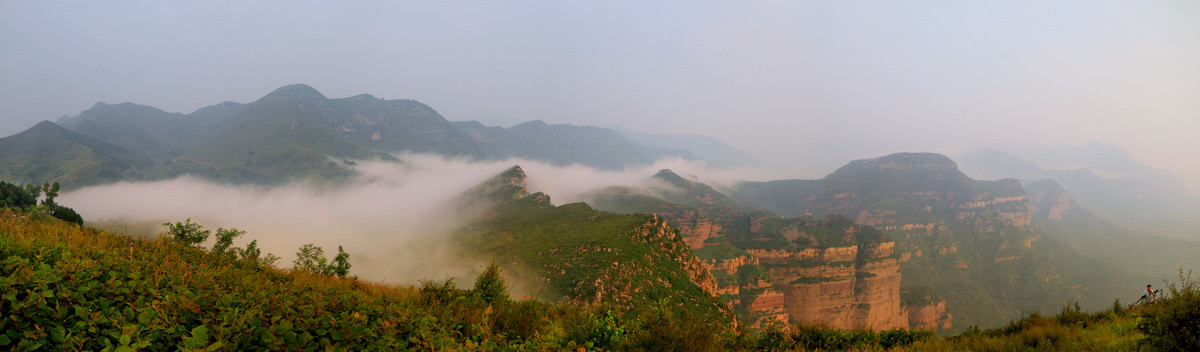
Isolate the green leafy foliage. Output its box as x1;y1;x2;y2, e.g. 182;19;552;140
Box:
210;227;245;257
1137;269;1200;350
0;181;36;209
472;263;508;306
49;205;83;226
293;244;351;277
163;218;210;247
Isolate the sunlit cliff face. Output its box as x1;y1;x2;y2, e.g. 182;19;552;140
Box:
59;154;774;285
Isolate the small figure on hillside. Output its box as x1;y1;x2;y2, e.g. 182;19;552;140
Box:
1141;284;1158;304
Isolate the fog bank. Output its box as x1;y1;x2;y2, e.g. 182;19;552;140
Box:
60;154;770;286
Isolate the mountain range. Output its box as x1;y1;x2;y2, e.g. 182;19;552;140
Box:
1;84;747;188
569;152;1193;331
2;85;1194;334
957;147;1200;241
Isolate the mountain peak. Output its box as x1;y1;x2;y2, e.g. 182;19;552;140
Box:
25;120;68;136
512;120;549;129
262;84;327;101
828;153;960;178
654;169;688;184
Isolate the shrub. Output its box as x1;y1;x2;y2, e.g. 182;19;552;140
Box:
293;244;351;277
1138;268;1200;350
472;263;508;305
49;205;83;226
211;227;245;256
164;218;210;247
0;181;36;209
293;244;329;273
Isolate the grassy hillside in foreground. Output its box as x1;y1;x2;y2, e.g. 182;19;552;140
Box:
3;209;1196;350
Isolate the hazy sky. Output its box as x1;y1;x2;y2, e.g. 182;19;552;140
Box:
2;1;1198;189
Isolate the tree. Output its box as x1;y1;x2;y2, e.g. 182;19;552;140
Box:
41;182;60;208
212;227;246;256
0;181;36;209
237;239;280;267
293;243;351;277
473;262;508;305
293;244;329;274
163;218;211;247
330;245;351;277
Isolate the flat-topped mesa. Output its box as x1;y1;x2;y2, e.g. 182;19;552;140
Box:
833;153;960;174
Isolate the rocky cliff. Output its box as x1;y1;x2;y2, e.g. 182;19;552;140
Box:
733;153;1128;331
587;173;937;330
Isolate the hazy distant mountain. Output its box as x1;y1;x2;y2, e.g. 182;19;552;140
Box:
179;84;398;184
607;125;758;169
0;121;142;187
451;120;700;170
733;153;1126;330
1023;179;1200;284
2;84;730;187
327;93;483;157
958;148;1200;240
1011;143;1184;185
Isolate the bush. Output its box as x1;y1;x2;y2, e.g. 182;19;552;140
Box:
472;263;508;305
293;244;351;277
211;227;245;256
164;218;210;247
0;181;36;209
49;206;83;226
1138;268;1200;350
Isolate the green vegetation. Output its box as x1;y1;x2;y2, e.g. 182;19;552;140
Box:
10;207;1185;350
693;243;749;261
1136;269;1200;350
457;177;731;323
0;210;940;350
900;286;942;307
292;244;352;278
1;181;83;226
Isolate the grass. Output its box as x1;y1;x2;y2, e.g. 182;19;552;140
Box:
4;206;1193;350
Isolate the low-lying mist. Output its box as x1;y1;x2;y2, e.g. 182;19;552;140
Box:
60;154;775;288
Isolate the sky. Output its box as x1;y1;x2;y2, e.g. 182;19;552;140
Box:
2;1;1198;190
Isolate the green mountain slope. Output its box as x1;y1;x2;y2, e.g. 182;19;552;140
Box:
454;166;732;323
0;121;144;187
329;94;483;157
1024;179;1200;287
180;84;396;184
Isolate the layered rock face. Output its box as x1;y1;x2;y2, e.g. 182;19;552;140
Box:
907;301;952;330
732;153;1130;330
588;167;947;330
757;243;907;329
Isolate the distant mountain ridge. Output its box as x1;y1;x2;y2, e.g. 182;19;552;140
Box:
1;84;738;188
957;148;1200;240
451;120;700;170
607;125;758;169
